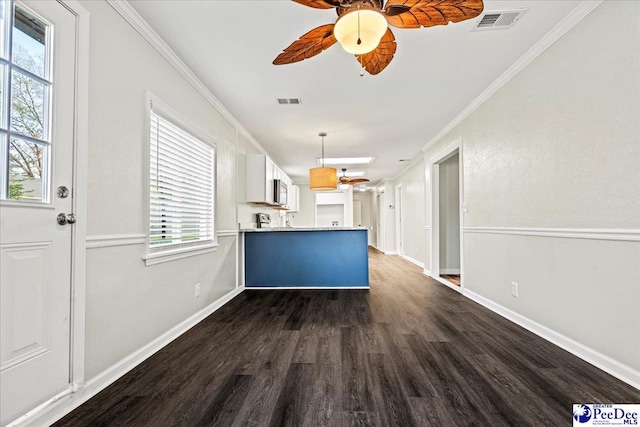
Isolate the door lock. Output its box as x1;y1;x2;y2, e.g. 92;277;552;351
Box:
57;186;70;198
57;213;76;225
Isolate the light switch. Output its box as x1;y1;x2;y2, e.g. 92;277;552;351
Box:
462;201;468;213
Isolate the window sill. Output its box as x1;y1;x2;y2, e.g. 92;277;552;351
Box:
142;242;219;266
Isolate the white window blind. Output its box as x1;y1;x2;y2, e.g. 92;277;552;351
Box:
149;110;215;251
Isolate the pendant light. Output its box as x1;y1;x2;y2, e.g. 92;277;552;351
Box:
309;132;337;191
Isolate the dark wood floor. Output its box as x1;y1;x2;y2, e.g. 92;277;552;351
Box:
56;249;639;426
440;274;461;286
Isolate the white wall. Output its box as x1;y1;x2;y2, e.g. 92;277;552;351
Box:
418;1;639;374
393;160;426;266
291;184;315;227
84;2;244;379
439;154;460;273
316;205;345;227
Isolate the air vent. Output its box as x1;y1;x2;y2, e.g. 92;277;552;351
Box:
473;9;527;31
276;98;302;105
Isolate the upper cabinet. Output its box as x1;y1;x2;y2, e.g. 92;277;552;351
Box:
246;154;295;210
288;185;300;212
246;154;274;205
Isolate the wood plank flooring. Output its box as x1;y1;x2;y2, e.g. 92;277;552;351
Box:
55;249;639;426
440;274;461;286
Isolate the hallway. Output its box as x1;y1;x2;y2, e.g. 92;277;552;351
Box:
56;250;639;426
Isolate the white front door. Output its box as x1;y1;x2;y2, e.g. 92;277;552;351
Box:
0;0;77;424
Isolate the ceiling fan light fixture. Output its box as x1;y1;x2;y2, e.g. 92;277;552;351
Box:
333;8;387;55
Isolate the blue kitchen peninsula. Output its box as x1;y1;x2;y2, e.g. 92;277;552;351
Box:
243;227;369;288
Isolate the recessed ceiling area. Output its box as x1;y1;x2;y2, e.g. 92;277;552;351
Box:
128;0;581;187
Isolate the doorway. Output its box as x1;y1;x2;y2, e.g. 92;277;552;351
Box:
0;1;87;424
376;192;384;251
395;184;403;256
430;141;463;289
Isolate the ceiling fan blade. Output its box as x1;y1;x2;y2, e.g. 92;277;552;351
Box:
356;27;397;75
383;0;484;29
293;0;340;9
348;178;370;184
273;24;337;65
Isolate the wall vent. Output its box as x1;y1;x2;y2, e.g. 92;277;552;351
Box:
473;9;527;31
276;98;302;105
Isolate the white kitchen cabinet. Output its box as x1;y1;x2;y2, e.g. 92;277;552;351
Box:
246;154;295;208
246;154;275;204
288;185;300;212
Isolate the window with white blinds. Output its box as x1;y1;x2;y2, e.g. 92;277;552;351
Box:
149;110;215;252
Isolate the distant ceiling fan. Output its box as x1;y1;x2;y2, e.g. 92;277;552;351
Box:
339;168;370;185
273;0;484;75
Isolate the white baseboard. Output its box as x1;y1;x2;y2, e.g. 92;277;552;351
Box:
399;254;425;269
423;268;431;276
384;251;398;255
22;287;245;427
440;269;460;275
245;286;369;290
464;289;640;390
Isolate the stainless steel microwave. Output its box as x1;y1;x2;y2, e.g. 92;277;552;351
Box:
273;179;287;206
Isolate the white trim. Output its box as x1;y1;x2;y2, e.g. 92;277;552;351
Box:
421;0;603;154
142;243;219;266
105;0;267;158
58;0;91;403
423;268;431;276
217;229;239;237
463;227;640;242
440;269;460;275
6;388;73;427
245;286;370;290
384;251;398;255
24;287;245;427
86;234;146;248
400;254;425;269
429;140;464;288
464;290;640;389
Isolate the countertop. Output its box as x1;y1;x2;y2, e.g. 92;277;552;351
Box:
240;227;368;232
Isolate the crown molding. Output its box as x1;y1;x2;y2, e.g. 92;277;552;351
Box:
106;0;267;157
421;0;603;154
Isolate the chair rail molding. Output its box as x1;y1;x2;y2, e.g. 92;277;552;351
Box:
463;227;640;242
86;234;146;249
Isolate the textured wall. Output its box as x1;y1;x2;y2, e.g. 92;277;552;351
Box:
393;160;427;265
420;1;639;371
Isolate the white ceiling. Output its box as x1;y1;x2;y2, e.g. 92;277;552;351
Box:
129;0;580;187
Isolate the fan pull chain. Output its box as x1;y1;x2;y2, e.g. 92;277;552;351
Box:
357;7;362;46
359;55;365;77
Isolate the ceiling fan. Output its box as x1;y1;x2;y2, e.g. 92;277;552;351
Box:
339;168;370;185
273;0;484;75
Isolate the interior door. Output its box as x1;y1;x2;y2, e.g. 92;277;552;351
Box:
0;0;77;424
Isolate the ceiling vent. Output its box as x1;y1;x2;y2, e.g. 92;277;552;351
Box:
276;98;302;105
473;9;527;31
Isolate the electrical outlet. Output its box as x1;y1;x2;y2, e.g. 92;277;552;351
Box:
194;283;201;298
511;282;519;298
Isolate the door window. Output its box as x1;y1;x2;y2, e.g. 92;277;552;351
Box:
0;1;51;202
